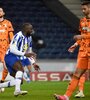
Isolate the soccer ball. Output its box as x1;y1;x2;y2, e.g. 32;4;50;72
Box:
0;88;5;93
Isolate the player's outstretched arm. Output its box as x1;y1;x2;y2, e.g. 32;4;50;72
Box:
68;43;78;53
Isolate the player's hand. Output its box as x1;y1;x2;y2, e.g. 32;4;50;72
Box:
33;63;40;72
24;52;36;58
68;44;76;53
73;35;83;40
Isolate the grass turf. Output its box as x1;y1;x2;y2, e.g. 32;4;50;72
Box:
0;81;90;100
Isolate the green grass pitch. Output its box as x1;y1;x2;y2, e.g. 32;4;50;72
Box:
0;81;90;100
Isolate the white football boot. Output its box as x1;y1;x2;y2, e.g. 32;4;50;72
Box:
14;90;28;96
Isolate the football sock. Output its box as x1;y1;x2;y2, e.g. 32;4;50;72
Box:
78;75;85;91
15;71;23;92
0;71;23;92
65;76;79;97
0;80;15;88
2;68;8;81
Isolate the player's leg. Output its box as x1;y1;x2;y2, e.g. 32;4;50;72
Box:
22;58;31;83
54;56;88;100
0;61;27;95
54;68;86;100
11;61;27;96
1;62;8;83
0;54;28;96
75;51;85;97
75;74;85;98
78;74;85;92
65;68;86;97
0;54;23;88
75;56;90;98
0;52;8;83
0;62;18;89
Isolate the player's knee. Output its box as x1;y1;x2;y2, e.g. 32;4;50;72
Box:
73;73;81;79
15;71;23;79
3;68;8;73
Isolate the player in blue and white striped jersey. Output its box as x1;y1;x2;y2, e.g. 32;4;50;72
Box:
0;23;39;96
6;29;32;58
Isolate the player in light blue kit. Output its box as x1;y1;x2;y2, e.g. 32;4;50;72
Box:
0;23;40;96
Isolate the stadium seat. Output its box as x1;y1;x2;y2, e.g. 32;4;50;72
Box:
0;0;78;59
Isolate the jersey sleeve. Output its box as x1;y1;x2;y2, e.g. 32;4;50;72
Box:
7;20;14;42
11;34;19;46
9;31;14;42
8;21;14;32
27;36;32;53
10;34;25;56
75;19;82;45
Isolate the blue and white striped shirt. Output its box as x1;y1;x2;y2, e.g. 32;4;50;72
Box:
6;31;32;59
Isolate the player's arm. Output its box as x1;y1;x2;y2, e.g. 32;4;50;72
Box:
26;36;37;58
68;24;81;53
10;44;25;56
10;43;36;57
68;35;81;53
68;42;78;53
9;31;14;41
10;36;25;56
28;56;40;72
73;34;90;40
73;18;90;40
8;21;14;42
10;35;36;57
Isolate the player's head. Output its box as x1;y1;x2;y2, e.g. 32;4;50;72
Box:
22;23;33;37
0;8;5;18
81;1;90;17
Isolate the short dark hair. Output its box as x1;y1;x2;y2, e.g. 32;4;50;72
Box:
22;23;32;31
81;1;90;5
22;23;31;28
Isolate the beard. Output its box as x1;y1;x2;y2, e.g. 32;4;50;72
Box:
26;32;32;37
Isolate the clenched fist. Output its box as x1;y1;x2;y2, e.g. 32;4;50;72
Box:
33;63;40;72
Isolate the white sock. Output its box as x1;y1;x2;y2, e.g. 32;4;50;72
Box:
0;80;16;88
80;90;84;94
15;71;23;92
